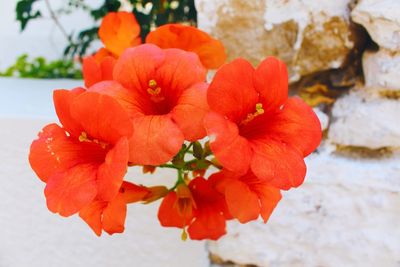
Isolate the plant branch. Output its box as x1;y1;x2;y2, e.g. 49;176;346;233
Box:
44;0;73;44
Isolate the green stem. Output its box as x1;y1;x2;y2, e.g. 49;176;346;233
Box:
170;168;184;191
183;142;194;154
159;164;178;169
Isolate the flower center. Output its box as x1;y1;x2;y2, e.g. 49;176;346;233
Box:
240;103;264;125
78;131;108;149
147;79;165;103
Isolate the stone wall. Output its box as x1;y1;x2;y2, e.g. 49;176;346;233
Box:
196;0;400;266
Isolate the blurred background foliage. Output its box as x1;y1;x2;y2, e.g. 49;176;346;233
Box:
0;54;82;79
3;0;197;79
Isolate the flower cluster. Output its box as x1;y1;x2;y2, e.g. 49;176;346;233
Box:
29;12;321;240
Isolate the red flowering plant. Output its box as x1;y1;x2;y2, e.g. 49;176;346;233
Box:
29;12;321;241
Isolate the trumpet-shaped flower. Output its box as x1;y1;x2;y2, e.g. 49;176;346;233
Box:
89;44;209;165
210;170;281;223
146;24;226;69
158;177;231;240
99;11;141;57
29;89;133;216
204;57;322;190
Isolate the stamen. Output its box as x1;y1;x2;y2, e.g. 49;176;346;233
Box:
181;228;188;241
78;131;107;148
78;131;89;142
148;79;157;88
241;103;265;125
147;79;165;102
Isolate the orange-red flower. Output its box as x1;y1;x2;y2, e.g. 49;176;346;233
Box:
79;181;149;236
158;177;231;240
98;11;141;57
209;170;281;223
146;24;226;69
89;44;209;165
204;57;322;190
82;48;116;88
29;89;133;217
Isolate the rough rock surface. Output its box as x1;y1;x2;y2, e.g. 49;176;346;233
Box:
209;145;400;267
328;90;400;149
363;49;400;90
195;0;358;82
351;0;400;51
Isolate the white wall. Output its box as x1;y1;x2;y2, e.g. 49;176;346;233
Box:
0;77;209;267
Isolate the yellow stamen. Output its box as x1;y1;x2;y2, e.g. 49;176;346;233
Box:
147;79;165;102
241;103;265;125
181;228;188;241
148;79;157;88
78;131;107;148
78;131;89;142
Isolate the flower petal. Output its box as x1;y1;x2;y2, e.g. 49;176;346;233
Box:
187;211;226;240
171;82;209;141
158;192;185;228
70;92;133;145
96;137;129;201
204;112;252;174
114;44;165;92
266;97;322;157
53;89;85;137
146;24;226;69
154;48;206;101
88;81;144;118
82;56;102;88
102;193;127;235
192;38;226;69
82;56;116;88
45;163;98;217
29;124;105;182
225;180;260;223
254;184;281;222
79;200;107;236
254;57;288;113
99;11;141;57
128;115;184;165
121;181;149;203
250;140;306;190
207;58;258;123
29;124;74;182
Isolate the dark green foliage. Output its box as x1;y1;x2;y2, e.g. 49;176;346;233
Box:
64;27;99;58
130;0;197;41
16;0;42;31
0;55;82;79
90;0;121;19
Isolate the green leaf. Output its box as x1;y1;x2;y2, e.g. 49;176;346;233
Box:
16;0;42;31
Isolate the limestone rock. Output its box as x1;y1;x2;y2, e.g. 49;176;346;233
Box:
363;49;400;90
195;0;358;82
351;0;400;51
328;90;400;148
209;147;400;267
